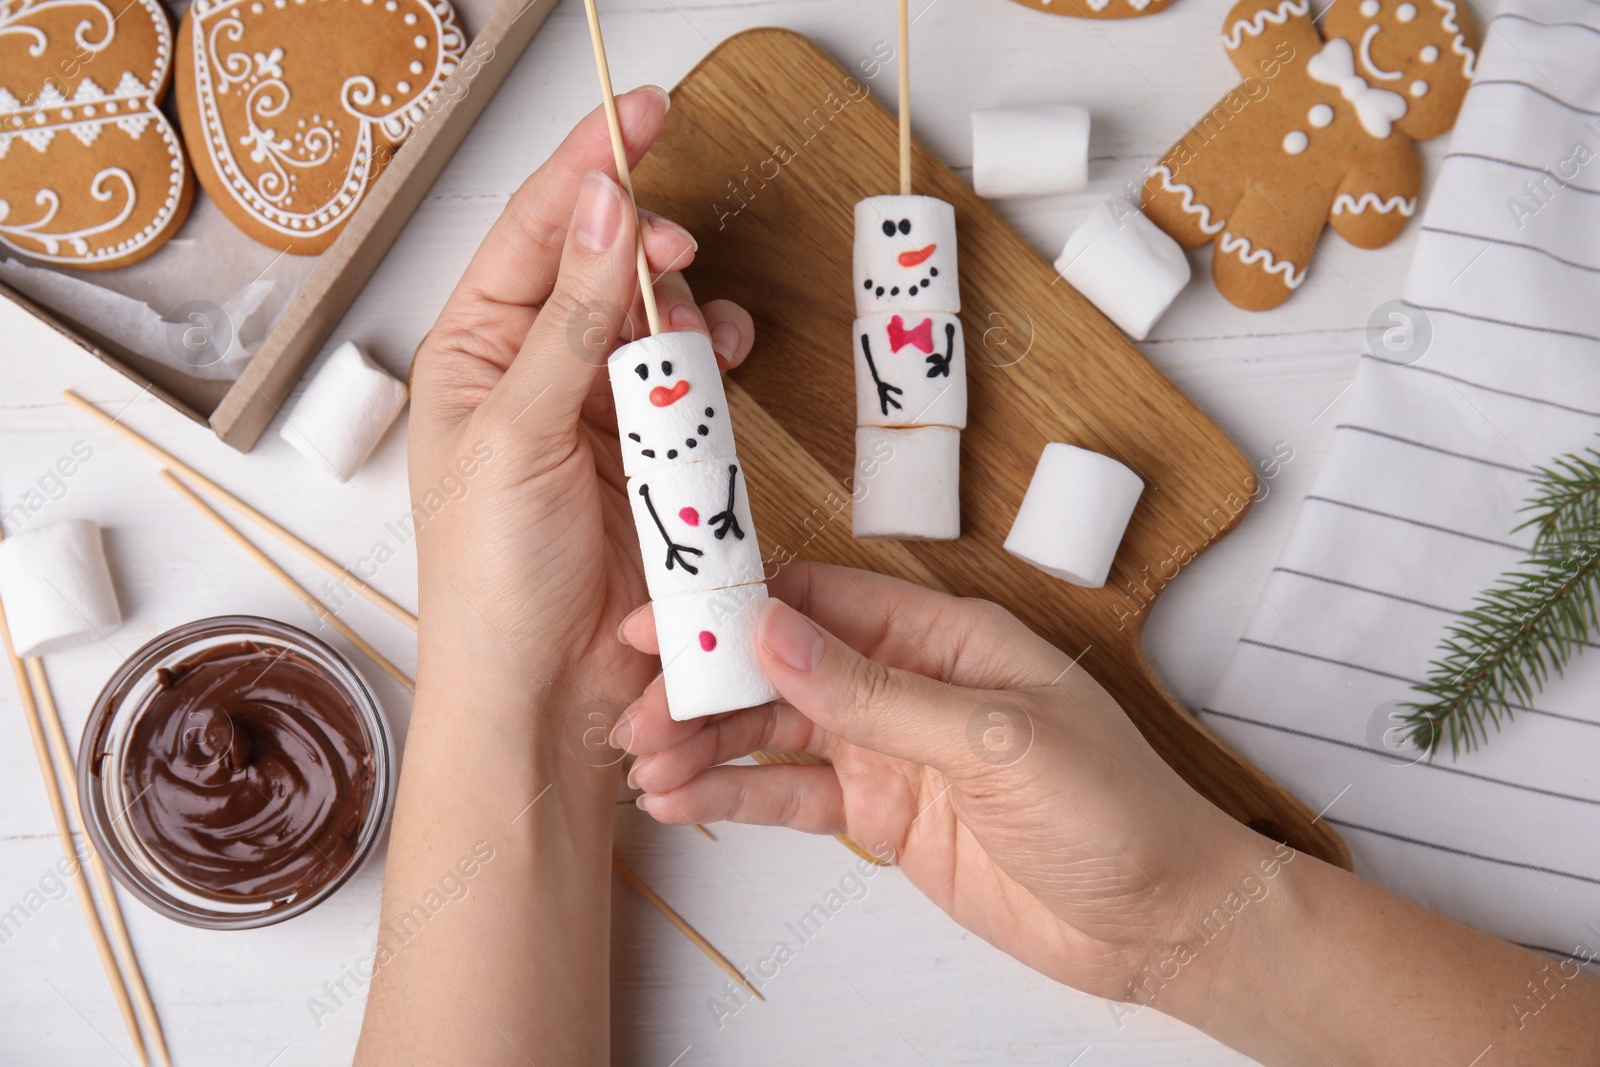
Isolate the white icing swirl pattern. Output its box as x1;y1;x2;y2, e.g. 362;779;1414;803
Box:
186;0;465;242
1219;231;1306;288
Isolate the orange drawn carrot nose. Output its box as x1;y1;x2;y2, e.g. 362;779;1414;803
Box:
898;244;936;267
649;380;690;407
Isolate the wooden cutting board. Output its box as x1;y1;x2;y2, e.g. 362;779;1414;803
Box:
634;28;1350;869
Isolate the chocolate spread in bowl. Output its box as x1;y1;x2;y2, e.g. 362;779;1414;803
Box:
119;640;375;903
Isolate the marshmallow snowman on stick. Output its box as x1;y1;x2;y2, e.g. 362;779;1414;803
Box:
582;2;777;721
852;0;966;540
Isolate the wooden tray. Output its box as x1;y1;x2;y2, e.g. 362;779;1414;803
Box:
634;28;1350;869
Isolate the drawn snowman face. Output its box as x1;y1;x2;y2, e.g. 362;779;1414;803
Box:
853;195;962;316
608;331;737;477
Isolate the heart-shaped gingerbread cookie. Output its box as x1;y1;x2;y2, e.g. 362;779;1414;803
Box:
0;0;194;269
175;0;466;255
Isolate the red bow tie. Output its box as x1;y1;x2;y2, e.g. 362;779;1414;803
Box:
887;315;934;353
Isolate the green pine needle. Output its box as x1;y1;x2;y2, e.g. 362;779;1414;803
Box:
1399;444;1600;758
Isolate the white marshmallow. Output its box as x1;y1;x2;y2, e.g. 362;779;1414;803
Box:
0;520;122;658
854;312;966;429
609;332;736;477
628;457;765;600
654;582;779;720
972;104;1091;200
279;341;410;483
853;426;961;540
855;196;961;316
1054;199;1191;341
1004;443;1143;588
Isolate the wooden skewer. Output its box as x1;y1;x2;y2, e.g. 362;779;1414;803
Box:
612;855;764;1002
158;470;416;694
27;660;173;1067
581;0;661;336
0;567;152;1065
898;0;912;196
63;390;419;633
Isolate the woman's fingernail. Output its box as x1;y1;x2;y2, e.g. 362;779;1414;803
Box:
608;710;633;751
668;302;700;331
710;321;743;361
616;604;647;645
635;794;654;812
575;171;622;252
643;212;696;251
760;601;825;672
627;758;646;791
635;84;670;112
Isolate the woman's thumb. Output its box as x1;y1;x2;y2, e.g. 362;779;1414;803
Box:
756;598;977;769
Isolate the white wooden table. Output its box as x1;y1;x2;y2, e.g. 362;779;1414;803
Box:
0;0;1465;1061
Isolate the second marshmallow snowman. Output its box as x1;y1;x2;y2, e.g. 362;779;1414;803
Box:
852;195;966;540
609;330;778;720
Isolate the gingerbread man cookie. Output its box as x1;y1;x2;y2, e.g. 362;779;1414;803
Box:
1143;0;1478;310
175;0;466;255
1005;0;1176;18
0;0;193;269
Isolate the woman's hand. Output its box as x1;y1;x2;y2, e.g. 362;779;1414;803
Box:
614;559;1258;999
361;89;756;1067
407;85;755;717
618;562;1600;1065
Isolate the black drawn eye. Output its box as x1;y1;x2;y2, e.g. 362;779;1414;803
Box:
881;220;895;237
628;433;640;442
634;363;648;380
661;360;672;375
641;448;656;458
898;219;911;235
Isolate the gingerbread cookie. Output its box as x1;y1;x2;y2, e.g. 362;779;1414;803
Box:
175;0;466;255
1142;0;1478;310
1005;0;1176;19
0;0;193;269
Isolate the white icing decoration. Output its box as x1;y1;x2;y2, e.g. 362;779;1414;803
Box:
1359;0;1378;14
1420;45;1438;62
0;0;116;59
1332;193;1416;215
1149;163;1225;234
1307;39;1408;138
0;0;185;263
1358;24;1403;80
1222;0;1309;50
1431;0;1476;78
1283;130;1308;154
1397;2;1416;19
1308;103;1334;127
1219;231;1306;288
1410;79;1428;97
186;0;466;241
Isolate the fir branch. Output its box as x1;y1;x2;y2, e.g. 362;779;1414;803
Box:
1400;446;1600;758
1515;445;1600;554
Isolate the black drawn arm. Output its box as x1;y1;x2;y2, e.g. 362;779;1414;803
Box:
638;483;703;573
709;465;746;541
925;323;955;378
862;333;903;416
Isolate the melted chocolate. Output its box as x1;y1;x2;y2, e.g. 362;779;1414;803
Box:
120;641;374;904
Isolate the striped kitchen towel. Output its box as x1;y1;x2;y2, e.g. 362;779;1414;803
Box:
1203;0;1600;964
